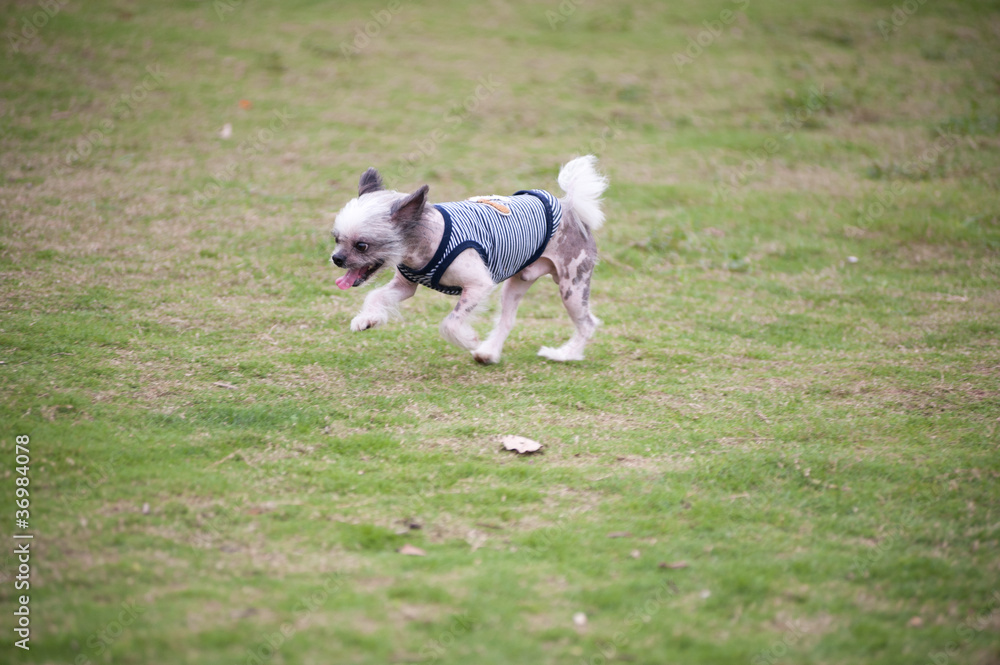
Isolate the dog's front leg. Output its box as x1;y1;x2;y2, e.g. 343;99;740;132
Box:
436;251;495;354
439;289;489;351
350;272;417;331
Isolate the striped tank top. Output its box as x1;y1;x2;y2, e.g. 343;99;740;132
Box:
398;189;562;295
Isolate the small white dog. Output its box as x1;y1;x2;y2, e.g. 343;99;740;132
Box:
330;156;608;364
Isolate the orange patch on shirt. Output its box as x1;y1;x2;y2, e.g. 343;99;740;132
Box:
473;198;511;215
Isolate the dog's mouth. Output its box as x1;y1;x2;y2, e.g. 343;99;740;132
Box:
335;260;385;290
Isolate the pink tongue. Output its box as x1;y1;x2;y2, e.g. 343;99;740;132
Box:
336;268;364;290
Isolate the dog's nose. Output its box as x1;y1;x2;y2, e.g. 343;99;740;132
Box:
331;254;344;268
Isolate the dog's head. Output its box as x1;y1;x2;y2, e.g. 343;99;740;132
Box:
331;168;429;290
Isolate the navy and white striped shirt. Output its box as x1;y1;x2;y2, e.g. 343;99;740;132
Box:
398;189;562;295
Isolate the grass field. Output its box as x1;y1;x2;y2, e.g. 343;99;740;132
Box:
2;0;1000;663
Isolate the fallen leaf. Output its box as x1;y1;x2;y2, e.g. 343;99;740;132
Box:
500;435;542;454
219;123;233;139
607;531;632;539
398;544;426;556
659;561;689;569
630;549;641;559
908;616;923;628
141;502;150;515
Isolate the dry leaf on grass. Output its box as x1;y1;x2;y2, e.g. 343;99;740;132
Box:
398;544;426;556
500;435;542;454
658;561;689;569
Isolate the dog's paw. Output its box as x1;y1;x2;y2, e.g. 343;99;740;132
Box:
538;345;584;362
472;349;500;365
472;341;501;365
350;315;380;332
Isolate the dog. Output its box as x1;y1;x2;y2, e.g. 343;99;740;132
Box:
330;155;608;364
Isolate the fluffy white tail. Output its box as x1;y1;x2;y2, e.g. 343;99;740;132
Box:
557;155;609;231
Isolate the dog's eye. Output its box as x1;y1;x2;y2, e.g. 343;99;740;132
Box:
355;242;369;253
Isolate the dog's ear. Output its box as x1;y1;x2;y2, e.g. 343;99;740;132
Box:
391;185;429;227
358;167;384;196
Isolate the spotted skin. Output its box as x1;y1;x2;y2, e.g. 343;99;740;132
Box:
472;208;600;364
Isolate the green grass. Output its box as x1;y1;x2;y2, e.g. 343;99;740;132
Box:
2;0;999;663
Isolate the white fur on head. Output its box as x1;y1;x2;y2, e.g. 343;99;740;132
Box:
558;155;609;231
333;191;395;240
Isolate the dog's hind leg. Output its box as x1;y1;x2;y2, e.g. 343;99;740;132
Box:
538;257;600;362
473;268;542;365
